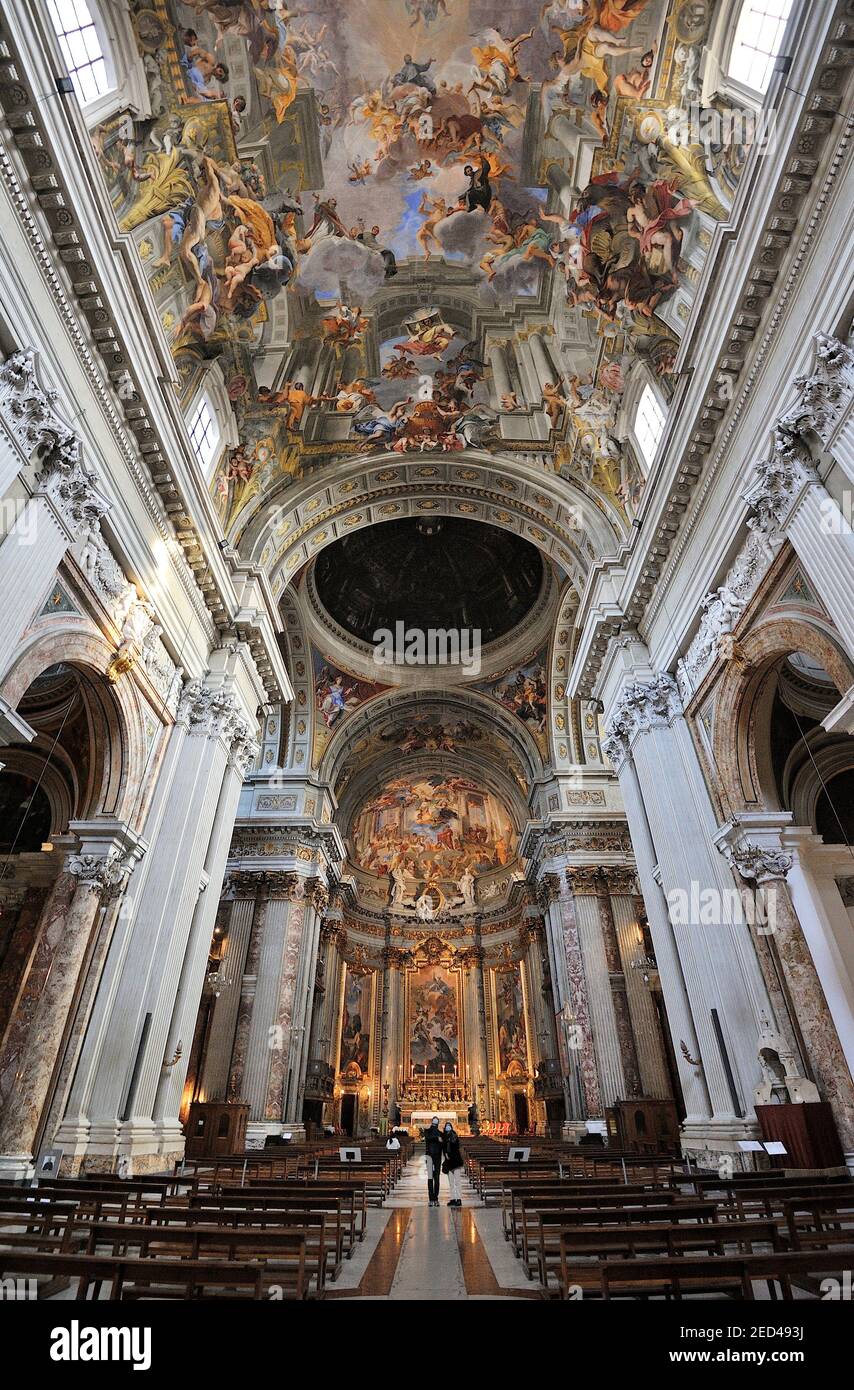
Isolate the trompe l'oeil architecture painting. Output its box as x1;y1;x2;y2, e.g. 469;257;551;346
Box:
1;0;854;1318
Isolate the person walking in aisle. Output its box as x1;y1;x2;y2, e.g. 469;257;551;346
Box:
424;1115;443;1207
442;1120;464;1206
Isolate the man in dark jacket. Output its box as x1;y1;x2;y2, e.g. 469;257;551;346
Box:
424;1115;443;1206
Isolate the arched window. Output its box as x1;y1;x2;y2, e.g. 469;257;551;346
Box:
46;0;114;106
634;382;666;469
188;395;222;477
727;0;793;95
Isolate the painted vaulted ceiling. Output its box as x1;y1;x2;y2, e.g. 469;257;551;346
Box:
97;0;743;553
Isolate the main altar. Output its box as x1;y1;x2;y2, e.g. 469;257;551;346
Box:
398;1074;473;1134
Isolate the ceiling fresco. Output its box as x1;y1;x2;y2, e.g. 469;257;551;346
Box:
351;773;517;911
102;0;739;525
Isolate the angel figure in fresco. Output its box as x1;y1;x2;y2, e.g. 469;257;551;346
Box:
469;28;535;100
290;23;341;80
626;178;697;283
406;0;450;27
551;0;648;96
415;192;449;261
397;312;455;357
542;379;571;430
320;303;370;353
253;32;300;122
348;159;373;184
613;45;656;99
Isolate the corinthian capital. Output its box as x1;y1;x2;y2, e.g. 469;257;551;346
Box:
731;844;793;885
67;848;136;900
566;865;605;895
743;440;819;537
604;672;682;768
228;714;260;776
0;349;78;466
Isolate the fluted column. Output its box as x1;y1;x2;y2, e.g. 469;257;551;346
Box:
0;832;140;1175
607;872;672;1100
744;437;854;655
60;681;258;1168
611;750;711;1123
567;867;627;1109
605;669;777;1144
200;878;259;1101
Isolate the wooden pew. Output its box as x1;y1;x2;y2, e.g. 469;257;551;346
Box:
521;1200;716;1280
588;1248;854;1300
552;1219;781;1297
0;1247;306;1300
64;1219;328;1295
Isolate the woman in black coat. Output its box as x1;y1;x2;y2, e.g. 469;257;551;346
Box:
424;1116;443;1207
442;1122;464;1206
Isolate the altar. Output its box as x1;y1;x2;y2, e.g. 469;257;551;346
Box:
404;1106;470;1135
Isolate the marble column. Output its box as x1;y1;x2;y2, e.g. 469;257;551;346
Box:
0;834;139;1176
152;743;249;1137
380;943;404;1119
539;875;585;1119
611;750;711;1124
607;874;672;1100
553;876;601;1118
239;874;303;1126
200;879;258;1101
598;875;643;1099
284;881;328;1124
605;669;777;1153
745;445;854;654
472;929;493;1120
723;838;854;1157
227;881;266;1103
566;867;628;1109
56;682;257;1169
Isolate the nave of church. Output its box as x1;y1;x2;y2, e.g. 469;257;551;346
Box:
0;0;854;1351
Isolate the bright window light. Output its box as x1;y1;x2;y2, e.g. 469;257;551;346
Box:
189;397;220;475
46;0;111;105
634;383;666;468
729;0;793;94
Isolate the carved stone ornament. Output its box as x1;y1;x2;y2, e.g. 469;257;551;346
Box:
603;672;682;770
67;848;136;900
730;844;793;885
176;680;259;773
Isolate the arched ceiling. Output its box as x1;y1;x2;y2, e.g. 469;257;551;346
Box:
99;0;744;547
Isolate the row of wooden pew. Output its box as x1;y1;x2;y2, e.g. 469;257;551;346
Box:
465;1139;854;1299
0;1141;410;1300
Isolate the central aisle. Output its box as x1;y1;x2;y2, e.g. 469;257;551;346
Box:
330;1149;538;1299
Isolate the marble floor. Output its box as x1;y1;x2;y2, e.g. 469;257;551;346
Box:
328;1150;544;1300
